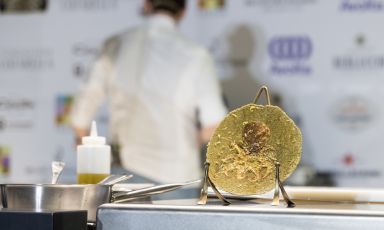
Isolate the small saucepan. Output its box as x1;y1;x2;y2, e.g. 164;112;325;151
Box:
0;175;134;222
0;184;116;222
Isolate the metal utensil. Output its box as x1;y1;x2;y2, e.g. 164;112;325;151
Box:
98;174;133;185
51;161;65;184
112;179;202;203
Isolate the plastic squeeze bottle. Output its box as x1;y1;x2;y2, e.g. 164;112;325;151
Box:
77;121;111;184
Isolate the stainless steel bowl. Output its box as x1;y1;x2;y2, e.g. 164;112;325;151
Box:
0;184;112;222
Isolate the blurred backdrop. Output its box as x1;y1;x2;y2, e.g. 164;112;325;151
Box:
0;0;383;187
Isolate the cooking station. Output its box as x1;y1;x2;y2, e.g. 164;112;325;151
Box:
3;186;384;230
96;198;384;230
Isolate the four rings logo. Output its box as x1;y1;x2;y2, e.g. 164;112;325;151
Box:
268;37;312;60
268;36;313;75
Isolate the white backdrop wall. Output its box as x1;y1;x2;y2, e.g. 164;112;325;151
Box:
0;0;383;187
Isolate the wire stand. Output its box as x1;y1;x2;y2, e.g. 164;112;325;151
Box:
198;162;230;205
271;162;296;207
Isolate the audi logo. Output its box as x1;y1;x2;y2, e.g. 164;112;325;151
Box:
268;36;312;60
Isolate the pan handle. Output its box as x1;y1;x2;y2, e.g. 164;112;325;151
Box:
111;180;202;203
99;174;133;185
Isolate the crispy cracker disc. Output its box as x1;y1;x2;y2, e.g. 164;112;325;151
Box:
207;104;302;195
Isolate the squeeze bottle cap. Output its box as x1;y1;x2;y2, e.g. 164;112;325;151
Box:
82;121;106;145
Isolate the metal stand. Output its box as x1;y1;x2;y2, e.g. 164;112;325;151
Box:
271;162;295;208
198;162;230;206
253;85;271;105
198;162;295;207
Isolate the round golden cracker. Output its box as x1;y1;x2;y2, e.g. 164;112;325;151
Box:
207;104;302;195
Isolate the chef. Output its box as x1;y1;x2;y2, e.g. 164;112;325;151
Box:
70;0;227;184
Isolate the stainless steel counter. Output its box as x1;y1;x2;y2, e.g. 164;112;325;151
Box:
96;198;384;230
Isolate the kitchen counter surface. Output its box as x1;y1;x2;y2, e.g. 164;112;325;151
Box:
96;197;384;230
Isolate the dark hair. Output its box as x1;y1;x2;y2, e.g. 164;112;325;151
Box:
149;0;186;15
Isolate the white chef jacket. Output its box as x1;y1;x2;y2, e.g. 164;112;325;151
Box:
71;14;227;183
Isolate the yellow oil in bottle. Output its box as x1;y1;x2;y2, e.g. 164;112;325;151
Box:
77;173;109;184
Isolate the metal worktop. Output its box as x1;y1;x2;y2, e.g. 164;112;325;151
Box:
96;198;384;230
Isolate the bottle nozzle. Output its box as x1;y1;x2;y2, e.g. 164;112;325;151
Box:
81;120;106;145
90;120;98;137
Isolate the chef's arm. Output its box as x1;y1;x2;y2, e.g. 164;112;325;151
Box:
195;50;227;146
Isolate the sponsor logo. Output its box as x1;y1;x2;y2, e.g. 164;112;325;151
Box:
0;146;10;176
73;63;87;80
0;97;35;111
72;42;100;81
60;0;119;11
0;118;33;131
0;0;47;13
244;0;316;11
340;0;384;12
198;0;225;10
333;56;384;70
269;37;312;60
268;36;313;75
0;48;54;72
55;95;74;126
333;34;384;71
0;97;35;131
331;96;374;132
72;43;99;57
342;153;355;166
